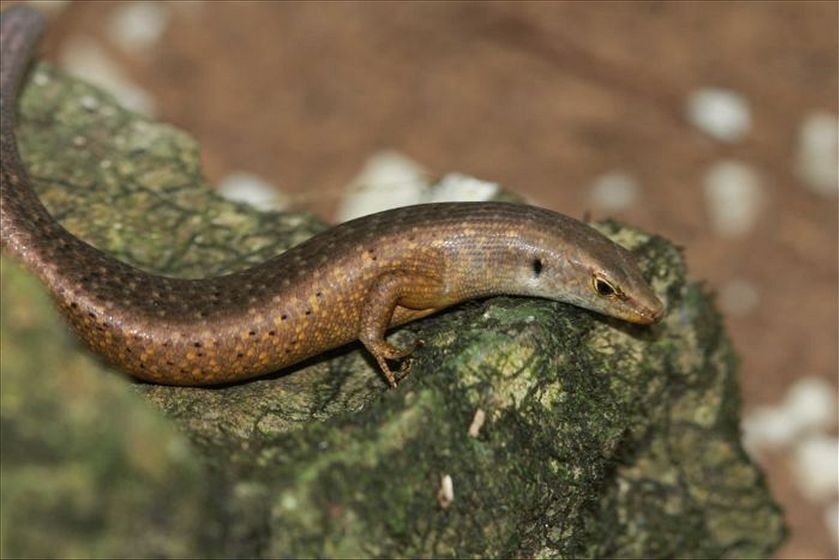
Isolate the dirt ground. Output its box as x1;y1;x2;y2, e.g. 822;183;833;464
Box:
7;1;838;558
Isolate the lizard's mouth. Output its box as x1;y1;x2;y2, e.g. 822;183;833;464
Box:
622;298;665;325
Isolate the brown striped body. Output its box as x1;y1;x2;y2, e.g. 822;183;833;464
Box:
0;6;663;387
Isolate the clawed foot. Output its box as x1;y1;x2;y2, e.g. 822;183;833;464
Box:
371;337;425;388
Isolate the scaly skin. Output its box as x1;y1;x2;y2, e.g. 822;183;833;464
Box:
0;6;663;387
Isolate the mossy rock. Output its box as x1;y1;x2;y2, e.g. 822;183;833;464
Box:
0;63;786;558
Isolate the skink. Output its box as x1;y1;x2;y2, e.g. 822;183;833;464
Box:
0;6;664;387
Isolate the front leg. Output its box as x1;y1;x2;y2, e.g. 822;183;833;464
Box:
358;272;444;388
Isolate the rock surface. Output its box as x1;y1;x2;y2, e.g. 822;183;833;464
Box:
0;63;785;558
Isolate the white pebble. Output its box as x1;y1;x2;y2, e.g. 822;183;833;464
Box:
742;376;838;453
437;474;454;509
429;173;499;203
60;37;156;115
467;408;486;438
793;435;839;502
107;2;170;54
337;150;428;222
80;95;100;111
717;278;760;317
588;171;640;213
687;87;752;143
217;172;288;211
797;112;838;197
742;405;802;454
33;71;51;86
704;160;763;237
785;376;838;435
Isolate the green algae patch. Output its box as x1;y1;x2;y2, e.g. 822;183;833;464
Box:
0;62;785;557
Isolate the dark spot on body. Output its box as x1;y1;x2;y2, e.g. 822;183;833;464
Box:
532;258;543;276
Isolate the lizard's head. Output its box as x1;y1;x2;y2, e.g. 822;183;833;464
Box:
515;210;665;325
576;243;664;325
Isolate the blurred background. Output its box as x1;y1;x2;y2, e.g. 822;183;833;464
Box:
2;1;837;557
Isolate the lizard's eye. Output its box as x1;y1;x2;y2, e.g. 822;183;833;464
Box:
592;275;617;298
